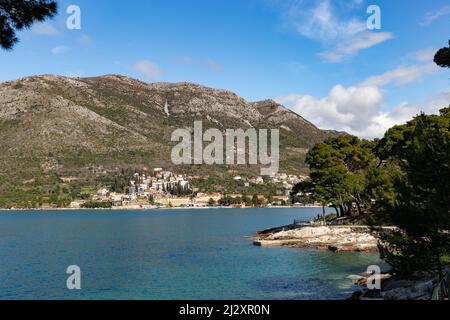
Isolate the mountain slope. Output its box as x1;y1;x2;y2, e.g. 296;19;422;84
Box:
0;74;336;207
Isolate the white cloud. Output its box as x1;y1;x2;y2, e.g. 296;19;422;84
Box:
288;0;365;42
359;48;440;87
287;61;307;72
77;35;92;46
280;0;393;62
411;48;438;63
130;60;164;79
51;46;70;55
420;5;450;26
32;22;59;35
205;59;223;72
277;86;450;138
276;49;447;138
320;32;394;62
277;85;384;136
361;63;438;87
372;96;449;136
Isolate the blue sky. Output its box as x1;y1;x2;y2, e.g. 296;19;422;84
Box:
0;0;449;137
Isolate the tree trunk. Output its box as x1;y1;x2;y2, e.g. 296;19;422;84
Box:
437;254;444;281
322;206;326;225
338;205;345;217
333;206;339;216
346;203;352;216
355;201;362;216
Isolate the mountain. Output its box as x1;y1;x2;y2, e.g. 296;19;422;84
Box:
0;74;338;207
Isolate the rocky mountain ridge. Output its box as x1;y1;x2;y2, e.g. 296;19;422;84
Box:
0;74;340;207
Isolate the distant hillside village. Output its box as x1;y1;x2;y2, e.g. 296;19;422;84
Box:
69;168;312;209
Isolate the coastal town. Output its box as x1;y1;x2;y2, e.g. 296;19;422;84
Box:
68;168;311;209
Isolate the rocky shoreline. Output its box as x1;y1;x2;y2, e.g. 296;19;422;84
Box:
254;224;382;252
254;222;449;300
349;270;449;300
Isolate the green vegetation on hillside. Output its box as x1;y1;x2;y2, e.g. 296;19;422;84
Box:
0;74;336;208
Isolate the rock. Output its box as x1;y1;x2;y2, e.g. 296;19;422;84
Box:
255;226;379;252
328;245;338;252
348;274;365;281
381;280;434;300
349;290;363;300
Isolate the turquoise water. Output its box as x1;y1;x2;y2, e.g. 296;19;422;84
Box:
0;208;380;300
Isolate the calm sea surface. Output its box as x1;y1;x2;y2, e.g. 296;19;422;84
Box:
0;208;381;300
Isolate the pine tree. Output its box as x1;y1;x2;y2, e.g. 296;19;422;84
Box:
0;0;58;50
434;40;450;68
376;108;450;277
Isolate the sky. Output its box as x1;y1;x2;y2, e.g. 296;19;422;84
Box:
0;0;449;138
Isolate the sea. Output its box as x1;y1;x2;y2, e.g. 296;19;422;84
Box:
0;208;381;300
